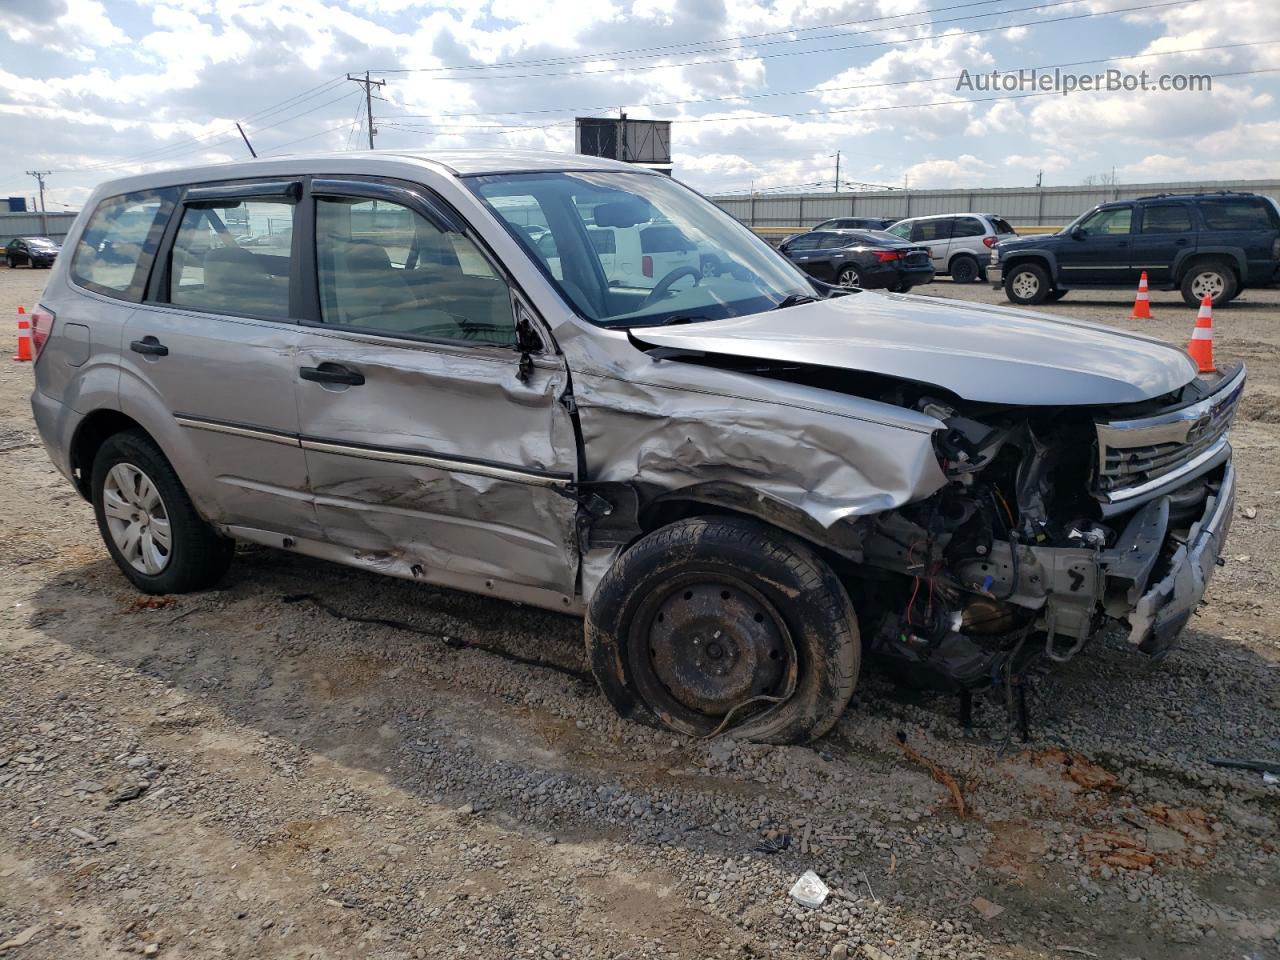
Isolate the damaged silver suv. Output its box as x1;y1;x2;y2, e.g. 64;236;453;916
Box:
31;151;1243;743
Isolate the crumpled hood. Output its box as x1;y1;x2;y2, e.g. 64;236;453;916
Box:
632;290;1197;406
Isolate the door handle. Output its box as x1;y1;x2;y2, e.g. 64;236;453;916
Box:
130;336;168;357
299;363;364;386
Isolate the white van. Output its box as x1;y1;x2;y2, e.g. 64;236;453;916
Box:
887;213;1016;283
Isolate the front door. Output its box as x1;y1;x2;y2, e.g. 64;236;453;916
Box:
1058;204;1134;283
1131;202;1197;284
121;181;318;538
294;179;580;599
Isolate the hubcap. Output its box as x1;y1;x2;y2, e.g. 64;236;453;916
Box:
1012;271;1039;299
839;268;860;288
641;578;787;716
1191;271;1224;299
102;463;172;575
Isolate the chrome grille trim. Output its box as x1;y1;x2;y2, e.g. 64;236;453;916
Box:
1094;364;1245;502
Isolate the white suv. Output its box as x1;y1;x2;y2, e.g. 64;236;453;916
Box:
887;213;1016;283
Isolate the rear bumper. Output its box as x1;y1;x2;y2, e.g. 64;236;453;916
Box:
861;265;936;289
30;389;77;486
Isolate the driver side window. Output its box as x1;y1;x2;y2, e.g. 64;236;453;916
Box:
315;196;515;347
1081;206;1133;235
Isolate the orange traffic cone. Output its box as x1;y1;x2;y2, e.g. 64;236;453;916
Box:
13;306;32;363
1187;294;1215;373
1130;271;1154;319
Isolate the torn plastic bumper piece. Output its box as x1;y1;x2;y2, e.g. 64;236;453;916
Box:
1124;460;1235;657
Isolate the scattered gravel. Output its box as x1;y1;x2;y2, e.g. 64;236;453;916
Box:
1;270;1277;959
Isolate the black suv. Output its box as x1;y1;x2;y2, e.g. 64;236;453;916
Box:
991;192;1280;307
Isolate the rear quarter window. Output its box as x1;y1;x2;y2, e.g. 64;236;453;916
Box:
70;188;178;301
989;216;1016;234
1197;198;1275;231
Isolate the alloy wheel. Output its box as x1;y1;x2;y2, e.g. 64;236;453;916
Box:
1190;270;1225;301
102;463;173;575
1012;270;1040;299
838;267;861;288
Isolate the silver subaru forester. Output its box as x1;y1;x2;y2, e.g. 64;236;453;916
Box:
30;150;1243;743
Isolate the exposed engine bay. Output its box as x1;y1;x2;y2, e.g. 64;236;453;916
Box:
850;362;1242;696
625;347;1246;700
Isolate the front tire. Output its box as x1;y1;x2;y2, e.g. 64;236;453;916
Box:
91;430;233;594
585;516;860;744
1004;262;1051;305
949;254;980;283
1180;260;1236;307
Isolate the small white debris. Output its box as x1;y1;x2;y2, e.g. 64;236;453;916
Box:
788;869;829;908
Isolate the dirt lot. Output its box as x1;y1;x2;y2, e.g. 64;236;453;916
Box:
0;266;1277;960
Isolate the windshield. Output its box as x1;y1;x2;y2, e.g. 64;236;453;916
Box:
470;171;817;327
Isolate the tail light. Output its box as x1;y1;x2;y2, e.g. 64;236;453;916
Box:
31;305;55;359
875;251;902;262
642;255;653;278
983;236;997;248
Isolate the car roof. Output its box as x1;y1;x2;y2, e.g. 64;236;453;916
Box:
88;149;650;198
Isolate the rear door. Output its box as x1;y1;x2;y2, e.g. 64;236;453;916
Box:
120;180;317;537
1195;196;1279;283
1131;202;1196;284
911;217;955;270
1057;204;1134;283
293;177;580;599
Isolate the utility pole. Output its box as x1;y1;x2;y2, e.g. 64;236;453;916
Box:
618;110;628;162
25;170;50;235
831;150;841;192
236;123;257;158
347;72;386;149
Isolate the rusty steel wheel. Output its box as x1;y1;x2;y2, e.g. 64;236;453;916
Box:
585;515;860;744
629;573;797;735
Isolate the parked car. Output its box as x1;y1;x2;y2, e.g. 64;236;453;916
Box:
779;229;934;291
991;192;1280;307
886;213;1016;283
5;236;60;268
30;151;1242;745
813;216;898;232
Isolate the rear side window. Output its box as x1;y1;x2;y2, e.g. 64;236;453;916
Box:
588;230;616;255
640;226;693;253
1197;198;1274;230
70;189;177;301
951;217;985;238
169;200;295;319
1141;204;1194;233
913;219;953;242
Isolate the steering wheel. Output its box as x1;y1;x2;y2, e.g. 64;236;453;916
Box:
639;266;700;309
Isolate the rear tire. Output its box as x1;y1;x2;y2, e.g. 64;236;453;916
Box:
585;516;860;744
1004;262;1051;305
91;429;233;594
949;254;979;283
837;265;862;288
1180;260;1236;308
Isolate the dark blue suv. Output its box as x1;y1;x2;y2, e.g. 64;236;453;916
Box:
991;192;1280;307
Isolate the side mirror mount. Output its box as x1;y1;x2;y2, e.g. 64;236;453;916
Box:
1071;225;1087;240
514;308;544;384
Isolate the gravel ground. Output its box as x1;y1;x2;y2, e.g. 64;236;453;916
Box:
0;265;1277;960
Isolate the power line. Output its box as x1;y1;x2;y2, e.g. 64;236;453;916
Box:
375;0;1069;74
372;0;1206;81
380;39;1277;121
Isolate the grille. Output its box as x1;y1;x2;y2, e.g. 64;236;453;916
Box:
1094;364;1244;499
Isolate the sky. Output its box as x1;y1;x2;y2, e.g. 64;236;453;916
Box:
1;0;1278;210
